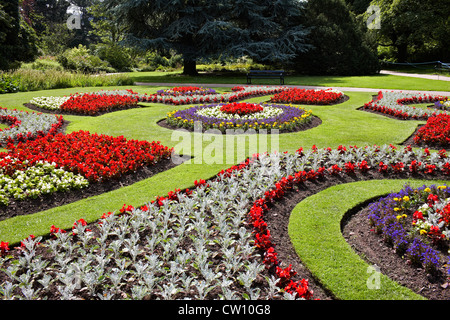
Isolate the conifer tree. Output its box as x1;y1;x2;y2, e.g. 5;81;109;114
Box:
104;0;311;75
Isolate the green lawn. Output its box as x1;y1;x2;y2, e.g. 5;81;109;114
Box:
0;76;448;299
0;86;434;243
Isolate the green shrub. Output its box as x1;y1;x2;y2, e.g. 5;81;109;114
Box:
57;45;114;74
95;44;133;72
30;58;64;72
6;69;134;92
0;73;19;94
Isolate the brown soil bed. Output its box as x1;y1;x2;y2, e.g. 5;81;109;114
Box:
157;116;322;135
268;94;350;106
262;171;450;300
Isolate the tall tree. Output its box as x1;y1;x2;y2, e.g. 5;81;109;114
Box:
0;0;38;70
293;0;379;75
104;0;311;75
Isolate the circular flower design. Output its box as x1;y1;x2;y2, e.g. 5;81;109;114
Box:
166;103;313;133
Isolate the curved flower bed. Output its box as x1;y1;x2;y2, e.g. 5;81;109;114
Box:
4;143;450;300
5;130;174;183
0;153;306;300
0;159;88;206
434;98;450;110
269;88;344;105
362;91;448;120
0;107;64;146
29;90;150;116
156;86;216;96
367;184;450;276
166;103;313;133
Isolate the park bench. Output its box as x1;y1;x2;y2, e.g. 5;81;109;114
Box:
246;70;285;85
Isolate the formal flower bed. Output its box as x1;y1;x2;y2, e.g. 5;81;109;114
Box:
269;88;344;105
29;96;71;111
146;85;287;105
59;91;140;115
0;158;88;206
166;103;313;133
156;86;216;96
362;91;448;120
0;107;64;146
434;98;450;110
4;130;174;183
367;184;450;276
0;153;307;300
29;90;150;115
219;102;264;116
4;143;450;299
413;114;450;147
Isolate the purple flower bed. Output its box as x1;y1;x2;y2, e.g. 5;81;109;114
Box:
368;184;450;276
166;103;313;133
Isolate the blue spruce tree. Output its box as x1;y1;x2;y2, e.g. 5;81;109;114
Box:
103;0;311;75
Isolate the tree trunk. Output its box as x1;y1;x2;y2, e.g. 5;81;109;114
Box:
182;59;198;76
396;43;408;62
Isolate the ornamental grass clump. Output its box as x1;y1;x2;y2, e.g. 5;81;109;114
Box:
362;91;448;120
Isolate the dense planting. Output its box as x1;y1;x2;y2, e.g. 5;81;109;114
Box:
156;86;217;96
269;88;344;105
414;114;450;146
4;142;450;299
362;91;447;120
0;159;88;206
146;85;287;105
0;153;311;300
219;102;264;116
0;108;64;146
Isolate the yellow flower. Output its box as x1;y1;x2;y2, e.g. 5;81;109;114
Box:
438;185;447;190
424;187;431;193
393;197;399;201
403;196;410;202
394;207;401;211
420;229;427;235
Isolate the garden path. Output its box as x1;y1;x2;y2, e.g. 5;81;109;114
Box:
380;70;450;82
